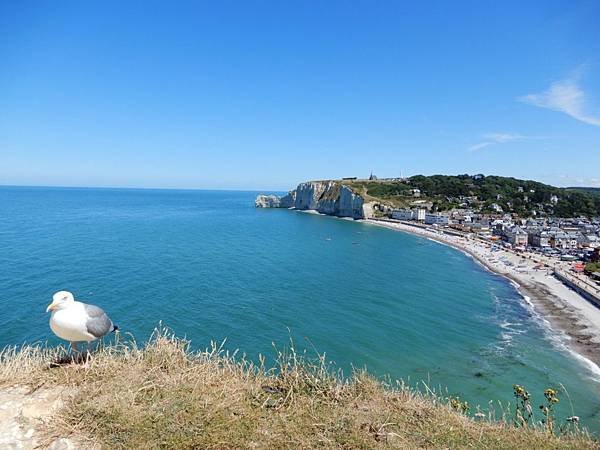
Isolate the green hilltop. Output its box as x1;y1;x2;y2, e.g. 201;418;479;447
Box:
344;174;600;217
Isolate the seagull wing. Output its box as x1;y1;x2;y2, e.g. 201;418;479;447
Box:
83;303;114;339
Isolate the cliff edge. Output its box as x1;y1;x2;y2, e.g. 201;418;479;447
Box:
0;331;595;449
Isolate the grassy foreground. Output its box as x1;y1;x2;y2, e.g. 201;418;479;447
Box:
0;329;597;449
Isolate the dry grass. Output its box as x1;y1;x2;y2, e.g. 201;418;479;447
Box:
0;329;598;449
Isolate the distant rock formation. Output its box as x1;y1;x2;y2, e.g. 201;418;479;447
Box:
255;194;282;208
255;181;368;219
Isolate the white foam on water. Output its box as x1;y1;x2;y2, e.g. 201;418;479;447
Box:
499;320;523;330
450;238;600;384
514;289;600;383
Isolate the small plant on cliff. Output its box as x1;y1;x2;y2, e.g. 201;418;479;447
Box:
540;388;560;434
513;384;533;427
449;396;470;414
512;384;579;436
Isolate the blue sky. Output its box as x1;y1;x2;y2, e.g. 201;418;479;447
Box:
1;1;599;190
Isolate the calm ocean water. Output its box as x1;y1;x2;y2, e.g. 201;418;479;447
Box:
1;186;599;430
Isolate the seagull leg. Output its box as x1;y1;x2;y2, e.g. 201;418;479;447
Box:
83;346;92;368
70;342;80;364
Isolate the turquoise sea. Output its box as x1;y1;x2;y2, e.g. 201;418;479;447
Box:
1;186;599;431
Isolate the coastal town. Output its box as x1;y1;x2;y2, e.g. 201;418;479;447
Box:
360;173;600;308
372;210;600;303
348;176;600;368
256;174;600;368
386;206;600;264
339;173;600;285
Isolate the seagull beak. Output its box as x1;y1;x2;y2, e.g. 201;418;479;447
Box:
46;302;58;312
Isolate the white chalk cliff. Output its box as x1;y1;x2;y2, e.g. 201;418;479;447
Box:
256;181;367;219
255;194;282;208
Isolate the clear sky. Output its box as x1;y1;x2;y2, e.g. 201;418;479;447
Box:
1;1;599;190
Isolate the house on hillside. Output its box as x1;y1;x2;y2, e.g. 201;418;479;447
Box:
491;203;503;213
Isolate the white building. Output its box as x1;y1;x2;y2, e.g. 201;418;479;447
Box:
391;209;415;221
392;208;427;221
425;213;450;225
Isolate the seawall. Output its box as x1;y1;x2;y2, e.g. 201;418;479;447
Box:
554;270;600;308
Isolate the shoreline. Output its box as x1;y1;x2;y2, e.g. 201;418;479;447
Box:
361;218;600;374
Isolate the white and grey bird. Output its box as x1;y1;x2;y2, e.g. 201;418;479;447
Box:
46;291;118;352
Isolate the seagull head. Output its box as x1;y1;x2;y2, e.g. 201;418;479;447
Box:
46;291;75;312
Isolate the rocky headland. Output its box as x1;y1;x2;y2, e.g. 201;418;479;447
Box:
255;180;369;219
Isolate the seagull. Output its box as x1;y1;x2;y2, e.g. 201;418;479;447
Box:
46;291;118;353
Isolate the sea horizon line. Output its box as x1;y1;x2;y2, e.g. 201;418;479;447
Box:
0;184;290;193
